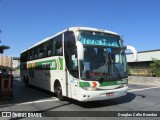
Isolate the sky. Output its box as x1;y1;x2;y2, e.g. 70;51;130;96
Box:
0;0;160;57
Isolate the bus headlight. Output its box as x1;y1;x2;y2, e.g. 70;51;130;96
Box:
122;84;127;87
82;87;97;91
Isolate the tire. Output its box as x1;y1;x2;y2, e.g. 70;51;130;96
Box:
55;81;64;101
24;76;29;87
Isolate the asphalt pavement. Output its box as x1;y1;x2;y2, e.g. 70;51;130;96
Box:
0;72;160;120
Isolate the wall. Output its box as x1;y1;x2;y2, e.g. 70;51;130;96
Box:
126;50;160;77
128;61;153;76
127;50;160;62
128;76;160;86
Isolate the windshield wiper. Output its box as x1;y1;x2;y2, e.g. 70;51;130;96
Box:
95;64;109;82
109;52;121;79
112;63;121;79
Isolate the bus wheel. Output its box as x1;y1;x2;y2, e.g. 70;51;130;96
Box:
55;82;64;101
24;76;29;87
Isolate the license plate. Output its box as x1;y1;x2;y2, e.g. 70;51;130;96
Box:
106;92;114;96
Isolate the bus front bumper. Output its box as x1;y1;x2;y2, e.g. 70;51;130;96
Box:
79;86;128;101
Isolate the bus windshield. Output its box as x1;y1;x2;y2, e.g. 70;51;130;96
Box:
78;32;127;81
78;31;121;47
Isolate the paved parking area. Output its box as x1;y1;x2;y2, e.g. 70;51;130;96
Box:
0;73;160;119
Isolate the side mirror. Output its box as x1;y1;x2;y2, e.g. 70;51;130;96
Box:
126;45;138;61
76;41;84;60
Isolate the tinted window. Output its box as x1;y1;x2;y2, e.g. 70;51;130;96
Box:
54;34;63;56
64;31;78;78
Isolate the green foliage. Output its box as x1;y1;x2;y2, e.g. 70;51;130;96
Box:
0;29;10;52
12;66;20;71
0;65;10;70
127;65;131;76
150;58;160;77
0;45;10;49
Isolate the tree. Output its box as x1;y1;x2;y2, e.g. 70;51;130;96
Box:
150;58;160;77
0;30;10;53
0;45;10;53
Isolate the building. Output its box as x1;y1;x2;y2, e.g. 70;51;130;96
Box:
0;54;12;68
12;57;20;68
0;54;20;69
126;49;160;76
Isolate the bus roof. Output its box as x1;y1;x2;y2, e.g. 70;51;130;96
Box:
21;27;119;53
68;27;119;35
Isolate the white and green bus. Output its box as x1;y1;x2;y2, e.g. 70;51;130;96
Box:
20;27;137;101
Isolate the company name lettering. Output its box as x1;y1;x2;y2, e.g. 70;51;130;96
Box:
42;62;56;69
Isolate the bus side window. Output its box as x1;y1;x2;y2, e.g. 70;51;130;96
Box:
57;46;63;55
38;44;44;58
28;52;32;61
71;49;78;70
54;34;63;56
27;52;30;61
48;50;52;56
46;39;54;57
64;31;78;78
52;40;56;56
31;50;34;60
30;56;32;60
34;48;38;59
39;53;44;58
35;54;38;59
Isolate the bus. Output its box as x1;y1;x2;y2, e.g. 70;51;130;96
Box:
20;27;137;101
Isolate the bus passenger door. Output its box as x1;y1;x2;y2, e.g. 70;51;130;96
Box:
64;31;79;99
69;52;79;99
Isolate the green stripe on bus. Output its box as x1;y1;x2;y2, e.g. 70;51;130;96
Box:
79;79;127;87
28;57;63;70
99;81;119;87
79;82;90;87
59;57;63;70
99;79;127;87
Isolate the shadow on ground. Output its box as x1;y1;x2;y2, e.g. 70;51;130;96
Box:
63;92;136;108
0;75;136;110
